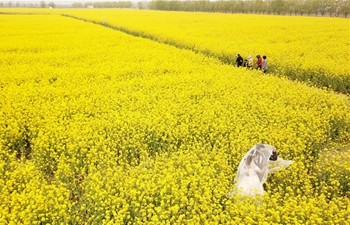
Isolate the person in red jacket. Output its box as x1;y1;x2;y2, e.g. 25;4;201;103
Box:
256;55;263;70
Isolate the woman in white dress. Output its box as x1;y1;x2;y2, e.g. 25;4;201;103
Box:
235;149;267;196
230;144;273;197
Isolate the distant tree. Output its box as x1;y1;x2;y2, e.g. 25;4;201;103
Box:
48;2;55;8
8;1;11;7
271;0;285;14
40;1;46;8
15;2;20;7
245;0;254;13
327;0;338;16
84;2;93;7
138;1;145;9
254;0;264;14
305;0;317;16
340;0;350;17
322;0;329;16
0;2;4;7
169;0;178;11
261;0;270;14
285;0;296;15
294;0;306;15
237;0;244;13
72;2;83;8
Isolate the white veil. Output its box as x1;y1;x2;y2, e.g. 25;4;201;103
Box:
268;158;294;174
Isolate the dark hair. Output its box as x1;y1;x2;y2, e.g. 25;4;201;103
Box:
245;148;257;166
263;56;267;59
246;154;253;166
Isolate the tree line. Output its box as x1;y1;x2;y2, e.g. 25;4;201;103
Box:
0;1;132;8
1;0;348;17
0;1;53;8
148;0;350;17
72;1;132;8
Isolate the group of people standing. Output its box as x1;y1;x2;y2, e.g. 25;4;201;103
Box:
236;54;268;73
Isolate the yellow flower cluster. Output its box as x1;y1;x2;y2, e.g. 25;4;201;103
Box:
58;9;350;93
0;12;349;224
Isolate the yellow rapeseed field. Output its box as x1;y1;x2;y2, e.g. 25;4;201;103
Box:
0;11;349;224
60;9;350;93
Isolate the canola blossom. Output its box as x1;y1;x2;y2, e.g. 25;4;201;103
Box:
60;9;350;93
0;12;350;225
